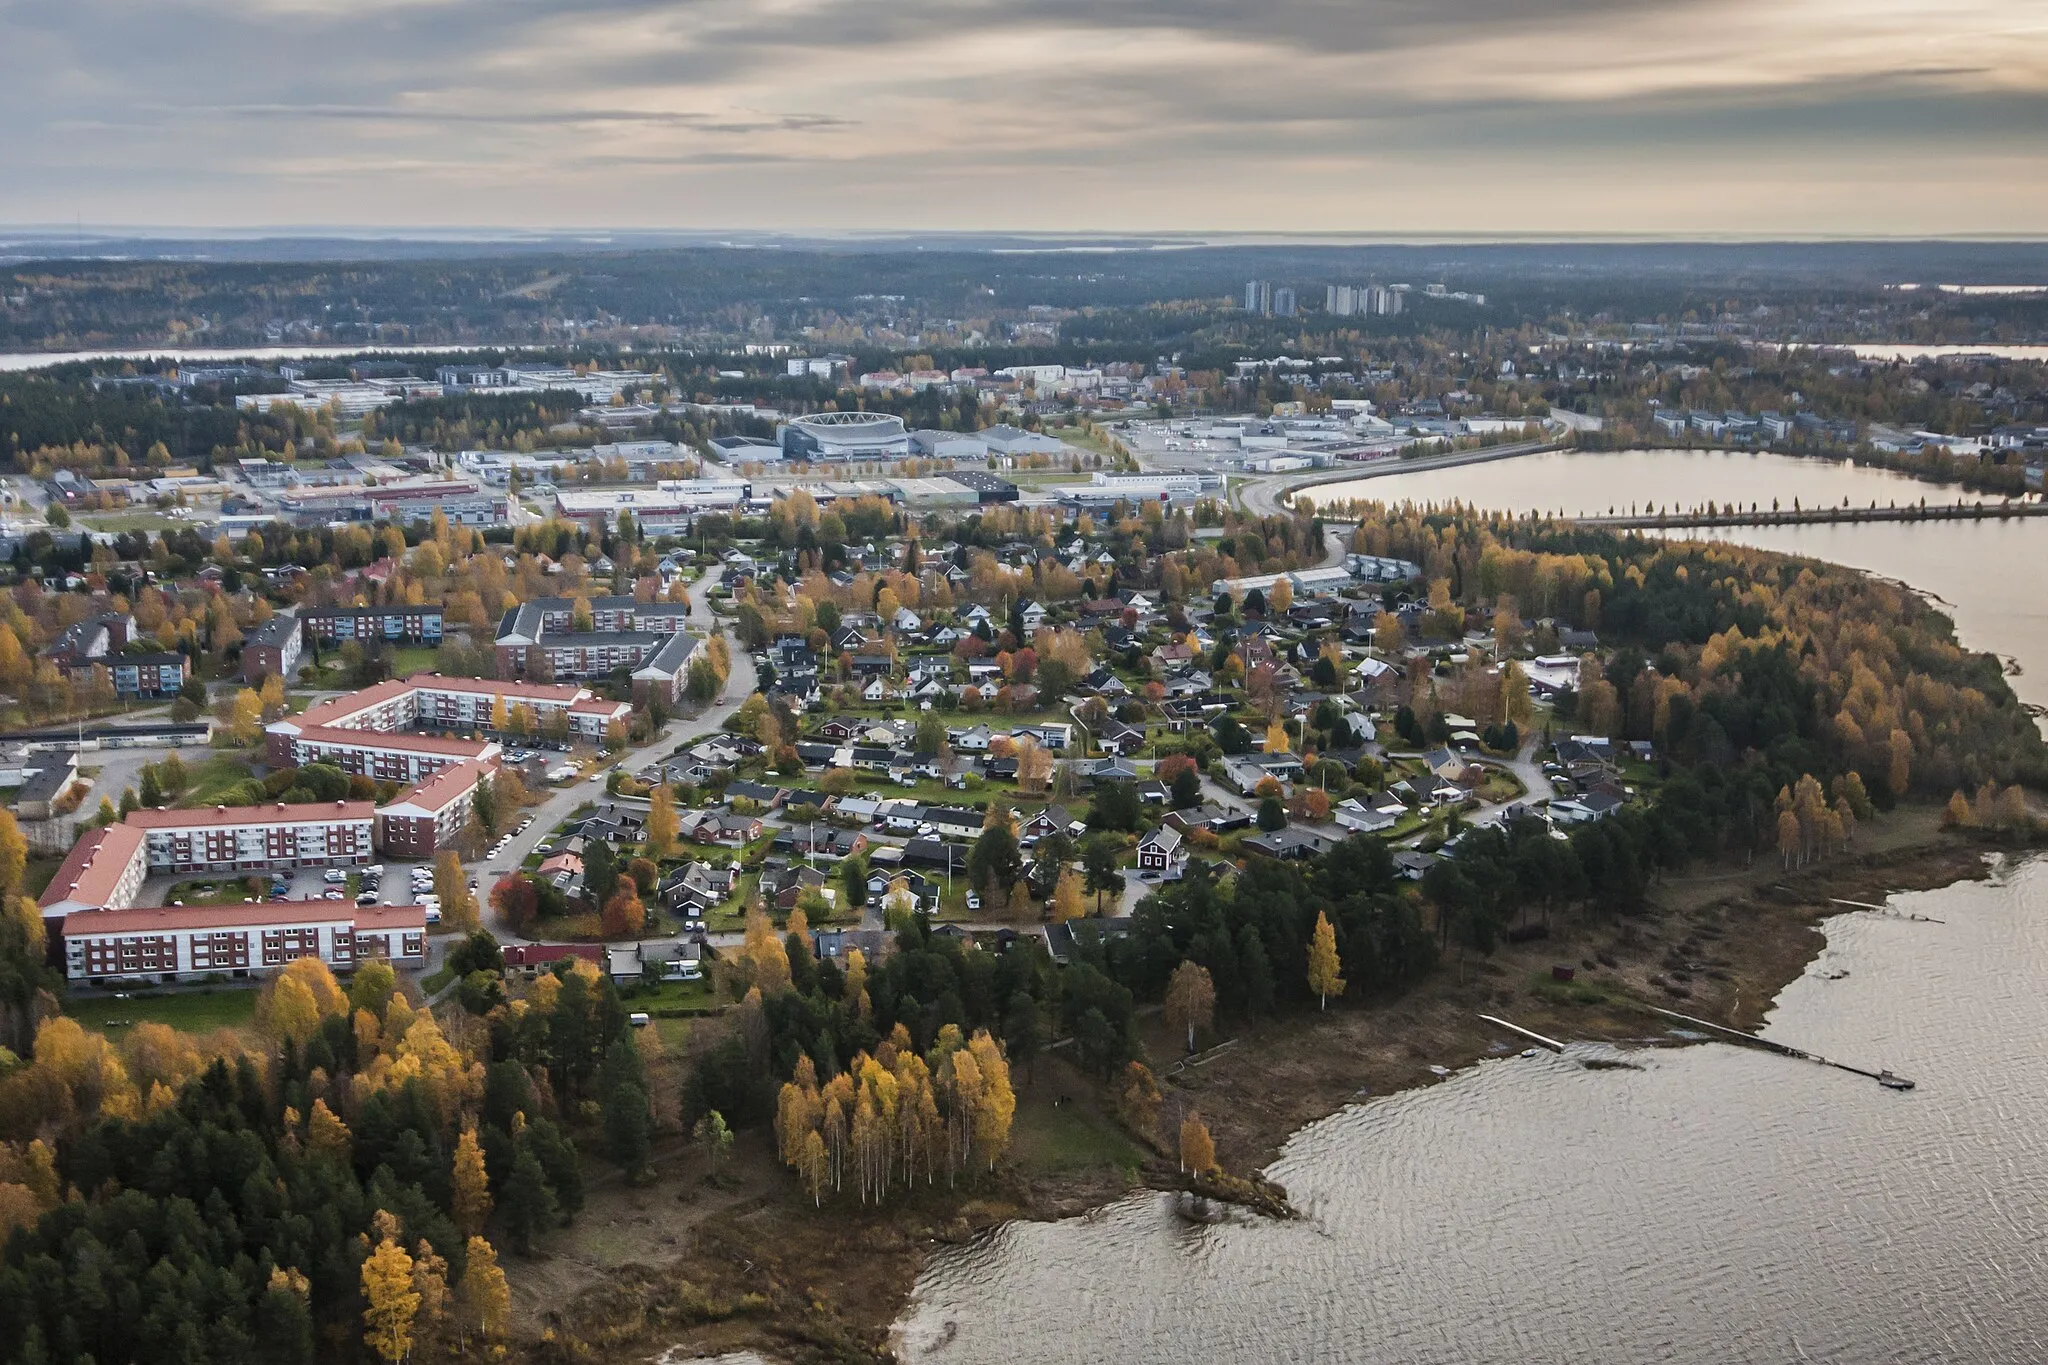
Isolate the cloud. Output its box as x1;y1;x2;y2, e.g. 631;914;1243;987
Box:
1;0;2046;231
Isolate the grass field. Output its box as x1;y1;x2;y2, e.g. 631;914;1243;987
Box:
1009;1096;1143;1177
78;511;190;533
183;754;263;805
63;988;259;1038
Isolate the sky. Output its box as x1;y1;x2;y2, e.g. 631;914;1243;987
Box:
4;0;2047;236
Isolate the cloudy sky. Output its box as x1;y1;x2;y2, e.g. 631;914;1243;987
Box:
4;0;2046;235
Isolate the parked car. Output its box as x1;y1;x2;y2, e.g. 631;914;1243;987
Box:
323;869;347;884
966;891;982;910
322;889;344;901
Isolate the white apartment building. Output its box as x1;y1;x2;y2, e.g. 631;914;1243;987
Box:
126;801;377;874
62;901;426;984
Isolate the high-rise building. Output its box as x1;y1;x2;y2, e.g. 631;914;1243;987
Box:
1327;284;1359;316
1244;280;1272;315
1273;288;1296;317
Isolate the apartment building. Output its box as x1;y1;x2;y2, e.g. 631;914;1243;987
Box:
62;901;426;984
241;612;304;684
494;598;700;703
125;800;376;873
297;604;446;646
373;758;495;857
37;824;149;923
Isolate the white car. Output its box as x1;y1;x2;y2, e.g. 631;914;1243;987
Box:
966;891;982;910
322;869;347;884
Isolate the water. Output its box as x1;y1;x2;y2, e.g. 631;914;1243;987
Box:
0;343;525;373
1304;448;2048;713
899;857;2048;1363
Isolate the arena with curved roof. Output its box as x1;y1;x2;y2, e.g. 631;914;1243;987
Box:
777;410;911;461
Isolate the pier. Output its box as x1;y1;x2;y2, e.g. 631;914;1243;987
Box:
1641;1004;1914;1090
1576;498;2046;532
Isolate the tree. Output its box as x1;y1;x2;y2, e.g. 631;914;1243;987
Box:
1052;866;1086;923
800;1129;830;1206
1080;832;1124;913
695;1109;735;1176
229;688;264;744
1178;1112;1216;1175
502;1146;559;1254
1116;1061;1162;1141
968;817;1022;901
646;784;680;859
1307;909;1346;1009
452;1127;492;1237
602;886;647;938
1170;766;1203;810
1089;780;1142;832
604;1076;654;1178
435;851;480;933
360;1235;421;1364
1163;961;1216;1054
457;1237;511;1346
1265;720;1290;754
1015;736;1055;792
0;810;26;896
1257;795;1287;831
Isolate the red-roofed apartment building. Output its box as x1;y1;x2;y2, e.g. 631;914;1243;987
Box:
61;900;426;983
375;757;497;857
265;673;627;770
124;800;376;873
38;825;149;923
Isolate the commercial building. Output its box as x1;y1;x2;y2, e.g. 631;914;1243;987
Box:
551;480;750;535
980;424;1064;457
62;901;426;984
124;801;376;873
777;411;911;461
241;613;304;684
298;604;445;646
277;480;504;527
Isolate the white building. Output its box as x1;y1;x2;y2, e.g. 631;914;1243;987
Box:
126;801;377;873
62;902;425;984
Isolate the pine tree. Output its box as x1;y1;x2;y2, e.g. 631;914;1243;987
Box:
502;1147;558;1254
1307;909;1346;1010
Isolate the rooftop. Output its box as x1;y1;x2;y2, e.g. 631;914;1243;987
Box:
126;800;376;829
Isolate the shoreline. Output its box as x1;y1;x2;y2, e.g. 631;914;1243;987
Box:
506;809;2021;1364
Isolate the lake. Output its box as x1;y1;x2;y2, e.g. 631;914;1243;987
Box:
0;343;521;373
899;857;2048;1364
1303;448;2048;713
896;446;2048;1363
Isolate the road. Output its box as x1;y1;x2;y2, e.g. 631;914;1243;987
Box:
1235;435;1567;518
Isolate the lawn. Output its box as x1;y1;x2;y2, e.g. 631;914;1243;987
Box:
183;754;265;805
63;987;259;1039
78;511;191;533
1008;1096;1143;1178
166;878;269;906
